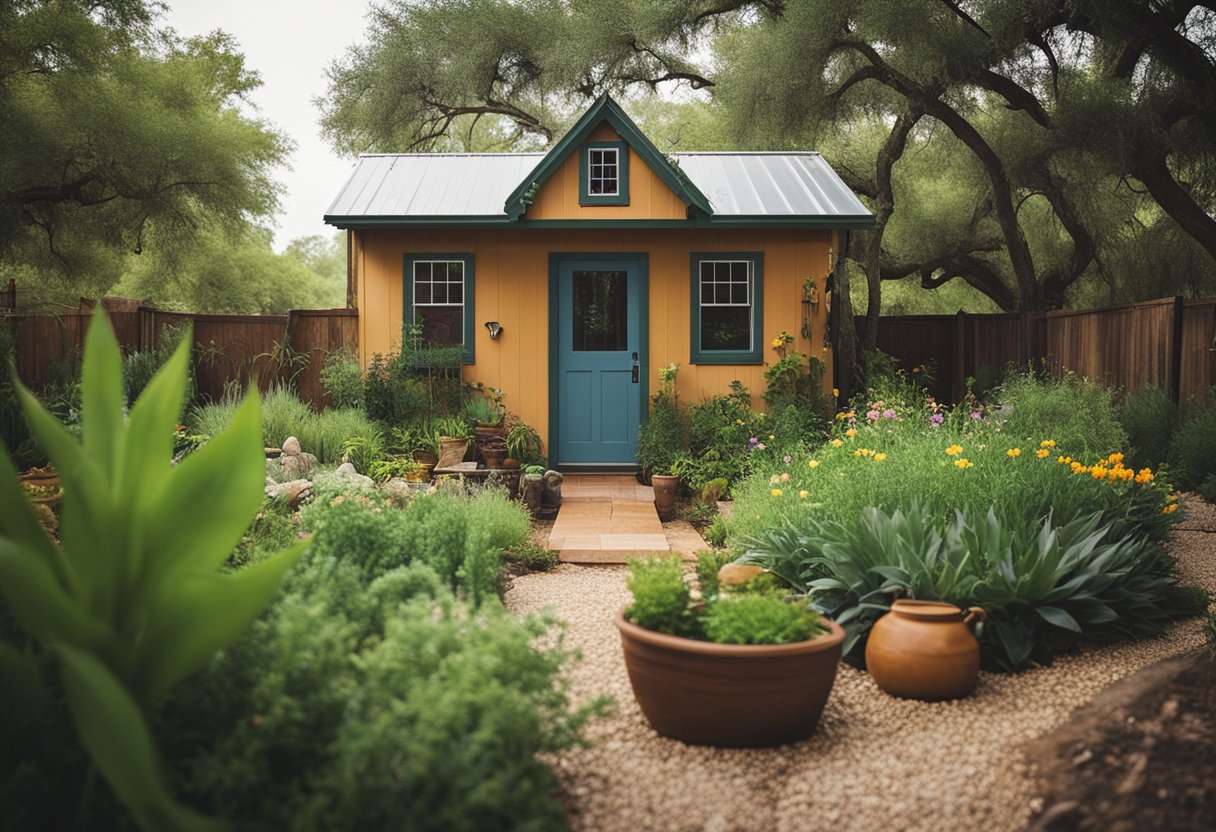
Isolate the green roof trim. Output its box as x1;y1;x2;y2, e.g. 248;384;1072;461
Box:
324;215;875;230
503;93;714;221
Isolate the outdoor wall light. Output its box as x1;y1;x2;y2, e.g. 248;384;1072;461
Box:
484;321;503;340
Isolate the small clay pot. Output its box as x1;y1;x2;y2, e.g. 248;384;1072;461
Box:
616;613;845;747
481;445;508;469
502;457;522;470
651;474;678;519
864;599;987;701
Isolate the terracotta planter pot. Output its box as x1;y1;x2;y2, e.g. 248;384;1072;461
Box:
19;465;61;505
615;612;845;747
436;437;469;469
412;450;439;466
404;463;433;483
864;599;986;701
481;445;508;469
651;474;678;519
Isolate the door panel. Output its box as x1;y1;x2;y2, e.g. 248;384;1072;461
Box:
555;258;642;465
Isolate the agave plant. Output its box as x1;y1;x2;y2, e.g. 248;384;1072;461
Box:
742;501;1188;672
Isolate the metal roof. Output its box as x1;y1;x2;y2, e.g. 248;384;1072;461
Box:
324;150;872;227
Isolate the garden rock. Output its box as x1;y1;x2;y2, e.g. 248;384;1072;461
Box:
542;470;564;506
280;436;316;479
266;478;313;510
379;477;418;503
335;461;359;476
717;563;763;587
331;467;375;489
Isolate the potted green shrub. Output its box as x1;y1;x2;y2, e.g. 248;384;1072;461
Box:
432;415;471;469
615;556;844;747
636;363;685;485
505;421;544;466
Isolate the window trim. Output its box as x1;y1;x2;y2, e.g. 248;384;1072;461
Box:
689;252;764;365
402;253;475;364
579;140;630;206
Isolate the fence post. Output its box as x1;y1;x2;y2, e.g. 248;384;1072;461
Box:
953;309;967;403
1169;296;1185;404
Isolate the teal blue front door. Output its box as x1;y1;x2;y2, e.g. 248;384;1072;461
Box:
553;256;645;465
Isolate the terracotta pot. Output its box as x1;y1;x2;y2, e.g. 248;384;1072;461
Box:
436;437;469;469
412;449;439;466
19;465;61;505
404;463;433;483
615;612;845;747
864;599;987;701
481;445;508;469
651;474;678;519
502;457;522;470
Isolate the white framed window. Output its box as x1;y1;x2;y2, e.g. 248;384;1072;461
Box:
690;253;763;364
587;147;619;195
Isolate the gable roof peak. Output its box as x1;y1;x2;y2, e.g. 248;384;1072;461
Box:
503;94;713;220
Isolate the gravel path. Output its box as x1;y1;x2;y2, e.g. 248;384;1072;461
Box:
505;496;1216;832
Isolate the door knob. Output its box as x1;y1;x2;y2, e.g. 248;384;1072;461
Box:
631;352;639;383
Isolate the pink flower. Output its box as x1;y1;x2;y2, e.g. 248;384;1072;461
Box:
970;411;983;421
930;412;945;426
882;408;897;419
866;409;880;421
783;454;792;464
756;442;767;451
780;472;790;482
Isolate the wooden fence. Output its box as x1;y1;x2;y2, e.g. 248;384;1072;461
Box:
863;296;1216;404
2;299;358;408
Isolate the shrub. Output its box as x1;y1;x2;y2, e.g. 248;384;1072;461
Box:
1117;386;1180;472
505;422;544;464
636;365;686;475
703;594;823;645
319;348;364;409
363;352;431;426
741;503;1192;672
340;432;386;475
1169;395;1216;492
505;543;560;572
0;312;304;828
160;555;603;832
625;557;699;638
726;382;1177;547
994;372;1126;456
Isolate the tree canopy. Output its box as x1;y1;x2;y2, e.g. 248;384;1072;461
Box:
322;0;1216;315
1;0;289;300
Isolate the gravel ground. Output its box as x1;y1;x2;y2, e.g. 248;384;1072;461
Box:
505;496;1216;832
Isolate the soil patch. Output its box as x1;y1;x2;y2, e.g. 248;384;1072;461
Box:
1026;649;1216;832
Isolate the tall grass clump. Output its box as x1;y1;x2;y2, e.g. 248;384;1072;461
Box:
1169;392;1216;497
1117;386;1180;471
189;387;382;464
726;381;1178;548
994;372;1126;456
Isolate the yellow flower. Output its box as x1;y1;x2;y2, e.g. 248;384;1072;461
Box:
874;452;887;462
852;450;863;458
1035;449;1050;459
1040;440;1056;448
845;428;857;438
1107;452;1124;464
771;488;783;497
1162;503;1178;514
768;434;775;441
1057;455;1071;465
1090;467;1107;480
799;490;809;499
954;458;973;469
809;459;821;469
1006;448;1022;458
832;388;840;397
735;418;743;425
835;412;847;420
946;444;963;456
830;439;843;448
1135;468;1154;484
772;337;782;348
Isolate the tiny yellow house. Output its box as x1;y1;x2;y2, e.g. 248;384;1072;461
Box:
325;95;872;468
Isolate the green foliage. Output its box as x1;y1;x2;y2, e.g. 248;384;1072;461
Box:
505;543;560;572
161;553;602;832
123;324;194;408
675;381;763;493
319;349;364;410
996;373;1127;456
464;395;503;426
694;550;734;598
1169;396;1216;493
2;3;288;301
190;388;382;465
703;594;822;645
637;391;686;476
727;381;1177;547
433;413;472;440
1116;386;1180;472
363;352;432;427
231;504;300;569
742;503;1188;672
366;455;420;483
625;557;699;639
340;433;386;476
0;311;304;828
704;516;728;548
505;421;544;464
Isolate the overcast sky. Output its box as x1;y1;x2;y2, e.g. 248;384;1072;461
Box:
161;0;376;251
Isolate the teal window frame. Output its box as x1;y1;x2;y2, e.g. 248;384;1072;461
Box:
403;253;475;364
579;141;629;206
689;252;763;365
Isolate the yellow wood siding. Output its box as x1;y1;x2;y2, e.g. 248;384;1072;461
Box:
526;123;688;221
359;228;834;455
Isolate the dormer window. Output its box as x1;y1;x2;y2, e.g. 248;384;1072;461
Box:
579;140;630;206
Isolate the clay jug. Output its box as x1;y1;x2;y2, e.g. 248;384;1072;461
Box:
651;474;678;519
864;600;986;701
